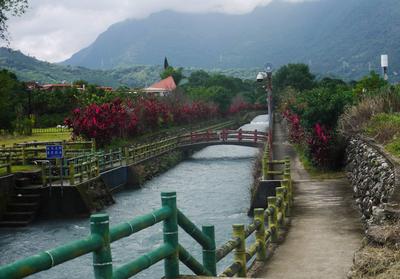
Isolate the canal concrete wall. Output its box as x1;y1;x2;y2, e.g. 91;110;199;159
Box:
39;177;115;218
346;136;400;225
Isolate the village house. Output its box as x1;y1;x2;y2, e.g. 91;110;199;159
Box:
143;76;176;97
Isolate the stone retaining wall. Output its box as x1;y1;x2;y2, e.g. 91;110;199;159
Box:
346;137;399;225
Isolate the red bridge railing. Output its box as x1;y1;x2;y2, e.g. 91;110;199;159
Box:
178;129;267;145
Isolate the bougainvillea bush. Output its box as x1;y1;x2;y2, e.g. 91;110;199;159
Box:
282;87;354;169
65;96;257;146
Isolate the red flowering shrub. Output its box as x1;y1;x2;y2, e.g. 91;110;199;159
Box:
306;123;331;167
228;98;266;114
66;97;222;146
65;99;137;145
283;109;304;144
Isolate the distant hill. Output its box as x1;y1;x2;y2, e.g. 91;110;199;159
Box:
0;48;162;87
63;0;400;81
0;48;260;86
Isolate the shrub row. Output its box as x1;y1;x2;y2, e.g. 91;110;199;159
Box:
65;97;259;146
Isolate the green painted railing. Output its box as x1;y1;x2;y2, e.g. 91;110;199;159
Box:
0;160;293;279
0;162;11;176
0;139;95;166
38;129;267;186
32;127;72;134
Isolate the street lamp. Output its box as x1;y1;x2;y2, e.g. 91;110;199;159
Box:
381;54;389;81
257;63;273;161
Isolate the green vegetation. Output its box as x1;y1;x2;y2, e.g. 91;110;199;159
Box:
0;69;26;131
0;131;71;146
160;66;184;85
294;144;345;180
0;48;260;88
184;70;262;113
340;84;400;158
279;64;355;169
273;64;315;93
0;165;40;176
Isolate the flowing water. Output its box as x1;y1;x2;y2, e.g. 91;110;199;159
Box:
0;115;268;278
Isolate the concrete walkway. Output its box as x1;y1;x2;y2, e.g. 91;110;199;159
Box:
257;119;363;279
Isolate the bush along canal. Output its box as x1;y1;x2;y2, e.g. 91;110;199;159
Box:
0;115;287;278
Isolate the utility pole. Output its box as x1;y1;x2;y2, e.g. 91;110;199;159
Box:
266;71;273;161
257;63;274;162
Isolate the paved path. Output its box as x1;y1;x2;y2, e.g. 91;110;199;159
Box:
257;119;363;279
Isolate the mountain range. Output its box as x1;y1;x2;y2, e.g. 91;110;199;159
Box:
0;48;259;87
62;0;400;81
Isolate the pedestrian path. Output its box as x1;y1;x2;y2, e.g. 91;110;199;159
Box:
257;119;363;278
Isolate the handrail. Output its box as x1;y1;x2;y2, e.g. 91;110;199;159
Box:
0;139;95;166
0;154;293;278
36;129;267;186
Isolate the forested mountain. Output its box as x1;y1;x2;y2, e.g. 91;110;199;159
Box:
0;48;162;87
0;48;259;86
63;0;400;81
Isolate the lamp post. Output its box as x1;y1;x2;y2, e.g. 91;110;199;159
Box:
257;63;273;161
381;54;389;81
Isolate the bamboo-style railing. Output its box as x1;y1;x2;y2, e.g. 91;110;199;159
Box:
0;161;293;279
37;129;267;186
0;139;95;166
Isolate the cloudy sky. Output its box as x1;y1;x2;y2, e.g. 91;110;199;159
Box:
4;0;308;62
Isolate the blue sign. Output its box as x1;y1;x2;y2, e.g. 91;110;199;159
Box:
46;145;63;159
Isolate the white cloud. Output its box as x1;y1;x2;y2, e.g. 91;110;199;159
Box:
4;0;312;62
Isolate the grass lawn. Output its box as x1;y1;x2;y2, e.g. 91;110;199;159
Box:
0;132;71;147
385;139;400;158
294;144;346;180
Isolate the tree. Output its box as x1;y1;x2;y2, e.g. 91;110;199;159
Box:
160;66;184;85
0;69;25;130
273;64;316;93
353;71;387;96
187;70;210;87
164;57;169;70
0;0;28;41
73;79;89;87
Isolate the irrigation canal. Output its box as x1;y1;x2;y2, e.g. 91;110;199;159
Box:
0;115;269;279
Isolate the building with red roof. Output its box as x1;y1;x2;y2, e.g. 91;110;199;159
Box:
143;76;176;96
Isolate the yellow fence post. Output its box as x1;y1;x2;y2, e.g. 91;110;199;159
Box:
276;187;286;226
22;146;26;165
91;138;96;152
69;163;75;185
124;147;129;164
254;208;267;261
282;180;291;217
233;224;246;277
267;196;278;243
96;158;100;177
